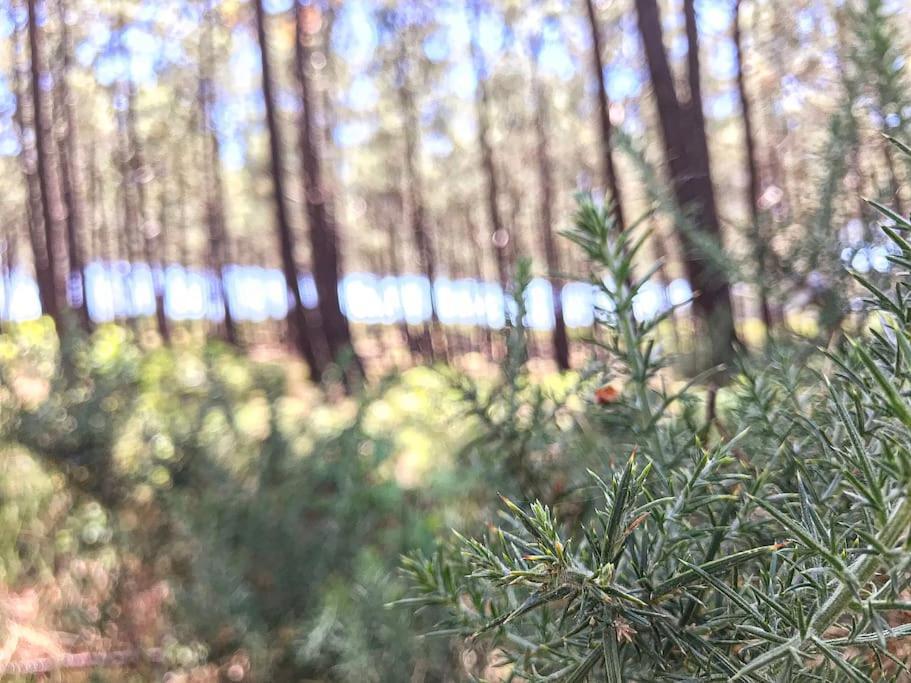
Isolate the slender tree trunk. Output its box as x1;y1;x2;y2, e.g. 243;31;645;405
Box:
468;1;510;291
294;4;363;385
395;42;438;361
11;15;54;323
583;0;626;231
54;0;91;331
529;42;570;370
466;211;495;359
635;0;738;367
384;211;415;362
733;0;772;339
441;219;465;358
152;179;173;345
26;0;64;330
115;119;138;329
200;2;238;346
1;220;16;330
318;6;340;197
253;0;322;379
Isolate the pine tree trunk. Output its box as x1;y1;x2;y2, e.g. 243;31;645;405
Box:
11;16;54;324
155;180;174;343
201;2;238;346
733;0;772;339
26;0;64;330
1;220;16;330
635;0;738;368
529;50;570;370
253;0;322;379
466;211;495;359
54;0;91;331
468;1;510;291
583;0;626;231
293;3;363;385
396;42;439;362
384;212;415;363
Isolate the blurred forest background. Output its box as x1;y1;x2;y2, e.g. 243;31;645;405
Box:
0;0;910;680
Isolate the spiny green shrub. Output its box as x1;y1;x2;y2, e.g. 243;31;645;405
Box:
403;164;911;680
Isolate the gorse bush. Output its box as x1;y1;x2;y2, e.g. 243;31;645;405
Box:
403;150;911;680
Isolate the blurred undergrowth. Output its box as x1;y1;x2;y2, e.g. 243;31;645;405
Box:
0;320;508;680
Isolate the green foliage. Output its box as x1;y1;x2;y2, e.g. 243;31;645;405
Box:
403;170;911;680
847;0;910;136
0;327;470;680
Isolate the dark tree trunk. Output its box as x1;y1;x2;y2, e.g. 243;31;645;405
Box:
53;0;91;331
441;218;465;358
529;43;570;370
635;0;737;368
468;0;510;291
293;2;362;384
583;0;626;231
152;182;173;345
201;2;238;346
253;0;322;379
11;15;54;324
733;0;772;338
466;211;495;359
383;210;415;362
26;0;64;330
115;119;136;329
395;41;438;361
1;219;16;330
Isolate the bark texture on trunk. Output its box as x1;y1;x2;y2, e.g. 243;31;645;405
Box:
27;0;64;329
733;0;772;336
468;0;510;291
54;0;91;331
635;0;737;367
294;4;363;384
383;204;415;360
396;40;439;361
254;0;322;379
12;15;55;325
201;1;238;346
529;39;570;370
583;0;626;231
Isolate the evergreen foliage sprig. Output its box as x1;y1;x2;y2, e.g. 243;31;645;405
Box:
402;150;911;680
